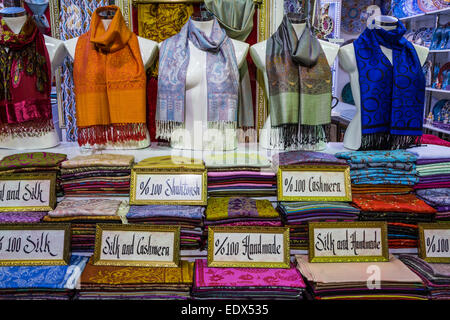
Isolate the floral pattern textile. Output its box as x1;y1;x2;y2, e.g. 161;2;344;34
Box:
336;150;418;164
194;259;305;288
0;152;67;171
416;188;450;207
48;199;122;217
127;205;204;219
61;154;134;168
206;197;279;221
0;211;46;223
352;194;437;214
0;255;89;289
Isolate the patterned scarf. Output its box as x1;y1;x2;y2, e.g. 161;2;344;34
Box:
0;17;52;140
156;17;239;141
353;21;425;150
73;6;147;147
266;13;332;150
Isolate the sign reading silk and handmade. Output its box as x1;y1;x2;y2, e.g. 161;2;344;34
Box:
277;165;352;201
93;224;181;267
130;156;207;205
418;223;450;263
208;227;290;268
0;173;57;212
0;224;71;266
308;222;389;263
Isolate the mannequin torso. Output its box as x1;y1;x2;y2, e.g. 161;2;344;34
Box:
158;19;249;151
250;23;339;150
339;16;429;150
65;18;158;150
0;14;66;150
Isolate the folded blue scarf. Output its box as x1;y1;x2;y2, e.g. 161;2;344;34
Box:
353;21;425;150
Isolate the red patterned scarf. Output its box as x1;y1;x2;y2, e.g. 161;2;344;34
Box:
0;17;52;139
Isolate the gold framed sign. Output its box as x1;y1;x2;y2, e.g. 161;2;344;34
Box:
277;165;352;202
130;168;207;205
207;226;290;268
418;223;450;263
93;224;181;267
0;173;57;212
308;221;389;263
0;224;71;266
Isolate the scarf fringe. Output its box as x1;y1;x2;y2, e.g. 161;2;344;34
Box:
237;127;257;143
77;123;147;147
156;120;237;142
0;119;54;141
269;124;330;150
360;133;421;151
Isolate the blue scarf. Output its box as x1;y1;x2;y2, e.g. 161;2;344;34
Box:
156;17;239;141
353;22;425;150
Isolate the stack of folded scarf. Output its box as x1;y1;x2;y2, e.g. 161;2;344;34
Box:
416;188;450;221
408;145;450;191
205;153;276;197
352;194;437;249
277;202;360;250
191;259;306;300
60;154;134;196
205;197;282;230
0;255;89;300
126;205;205;250
295;255;427;300
44;199;124;253
77;259;193;300
400;254;450;300
335;150;418;195
0;152;67;196
272;150;348;171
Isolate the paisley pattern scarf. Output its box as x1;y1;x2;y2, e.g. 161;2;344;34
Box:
73;6;147;147
353;21;425;150
156;17;239;141
0;17;52;140
266;13;332;150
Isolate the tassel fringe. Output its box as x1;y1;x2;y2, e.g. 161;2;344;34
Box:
269;124;330;150
78;123;147;147
360;133;421;151
0;119;54;141
156;120;237;142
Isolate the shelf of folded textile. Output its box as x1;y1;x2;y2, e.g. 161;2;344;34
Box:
277;202;360;250
76;259;193;300
0;152;67;197
126;205;205;250
0;255;89;300
204;197;283;241
272;151;357;250
191;259;306;300
399;255;450;300
407;145;450;221
335;150;419;196
43;199;126;253
59;154;134;197
295;255;428;300
352;194;437;250
205;153;276;198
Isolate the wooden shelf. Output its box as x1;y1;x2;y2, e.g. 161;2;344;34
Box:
423;123;450;135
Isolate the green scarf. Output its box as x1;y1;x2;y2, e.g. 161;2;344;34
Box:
266;13;332;150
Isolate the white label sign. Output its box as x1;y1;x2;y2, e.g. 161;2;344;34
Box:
309;222;389;262
131;172;206;205
419;225;450;262
93;225;180;267
0;177;55;211
278;166;351;201
208;227;290;268
0;225;70;265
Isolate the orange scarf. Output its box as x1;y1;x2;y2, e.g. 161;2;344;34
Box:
74;6;147;146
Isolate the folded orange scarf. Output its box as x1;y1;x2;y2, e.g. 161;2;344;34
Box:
74;6;147;146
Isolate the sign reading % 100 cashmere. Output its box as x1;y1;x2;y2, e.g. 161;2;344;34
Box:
418;223;450;263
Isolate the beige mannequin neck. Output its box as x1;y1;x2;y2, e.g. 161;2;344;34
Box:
3;15;27;34
191;19;214;36
292;23;306;39
101;18;112;31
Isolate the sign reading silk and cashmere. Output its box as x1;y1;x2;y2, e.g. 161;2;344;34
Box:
0;224;71;266
0;173;57;211
277;165;352;202
93;224;181;267
130;156;207;205
208;227;290;268
308;222;389;263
